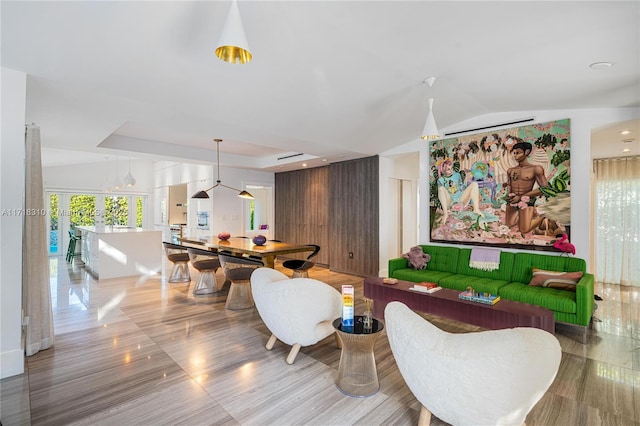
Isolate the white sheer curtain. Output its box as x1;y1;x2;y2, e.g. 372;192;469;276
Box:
593;156;640;287
23;124;54;355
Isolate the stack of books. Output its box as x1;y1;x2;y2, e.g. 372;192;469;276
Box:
458;291;501;305
409;282;442;294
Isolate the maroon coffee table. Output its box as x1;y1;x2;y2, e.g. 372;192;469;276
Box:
364;277;555;333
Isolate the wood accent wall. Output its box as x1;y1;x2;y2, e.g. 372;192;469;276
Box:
275;156;379;276
329;156;379;276
275;166;330;265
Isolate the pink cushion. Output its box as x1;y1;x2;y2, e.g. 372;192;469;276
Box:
529;268;583;291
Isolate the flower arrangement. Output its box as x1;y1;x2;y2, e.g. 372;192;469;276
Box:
505;194;533;210
508;192;530;210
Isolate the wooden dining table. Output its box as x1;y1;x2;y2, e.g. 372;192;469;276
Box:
177;236;315;269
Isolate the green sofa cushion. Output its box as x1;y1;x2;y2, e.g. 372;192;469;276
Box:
439;275;509;294
499;282;576;314
419;245;460;274
392;268;454;284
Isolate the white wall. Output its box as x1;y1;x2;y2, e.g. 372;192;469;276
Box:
1;67;26;378
380;107;640;276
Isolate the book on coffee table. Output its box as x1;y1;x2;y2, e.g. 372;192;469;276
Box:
409;282;442;293
458;291;501;305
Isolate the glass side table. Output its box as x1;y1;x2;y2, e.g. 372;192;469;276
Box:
332;316;384;397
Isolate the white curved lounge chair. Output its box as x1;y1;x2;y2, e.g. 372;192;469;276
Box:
250;268;342;364
385;301;561;426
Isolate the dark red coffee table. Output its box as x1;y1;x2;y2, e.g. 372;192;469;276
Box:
364;277;555;333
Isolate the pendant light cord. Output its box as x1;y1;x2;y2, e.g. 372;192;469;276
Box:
216;139;222;184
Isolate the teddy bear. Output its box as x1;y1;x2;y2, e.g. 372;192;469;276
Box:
402;246;431;270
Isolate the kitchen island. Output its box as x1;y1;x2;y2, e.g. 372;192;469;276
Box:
76;226;162;280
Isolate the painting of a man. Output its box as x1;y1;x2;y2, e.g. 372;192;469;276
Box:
505;141;548;233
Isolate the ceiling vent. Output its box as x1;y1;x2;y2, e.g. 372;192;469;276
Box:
277;153;304;161
445;118;535;137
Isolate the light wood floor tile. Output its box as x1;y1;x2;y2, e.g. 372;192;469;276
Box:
65;380;237;426
0;373;31;426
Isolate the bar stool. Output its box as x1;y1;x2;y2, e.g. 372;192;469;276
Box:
187;247;221;295
163;242;191;284
218;253;263;310
282;245;320;278
66;230;81;263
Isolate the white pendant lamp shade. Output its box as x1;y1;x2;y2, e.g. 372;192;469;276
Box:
215;0;252;64
421;98;440;140
123;158;136;187
123;170;136;187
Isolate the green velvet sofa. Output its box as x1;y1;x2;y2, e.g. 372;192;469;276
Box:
388;244;594;329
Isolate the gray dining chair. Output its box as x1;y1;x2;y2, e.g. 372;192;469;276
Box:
163;242;191;284
187;247;221;295
218;253;263;310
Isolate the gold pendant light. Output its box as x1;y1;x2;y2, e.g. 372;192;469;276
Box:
215;0;252;64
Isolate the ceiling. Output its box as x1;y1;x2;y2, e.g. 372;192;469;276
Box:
2;1;639;171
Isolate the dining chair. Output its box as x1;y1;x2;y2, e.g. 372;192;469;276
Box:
282;244;320;278
187;247;221;295
218;253;263;310
163;242;191;284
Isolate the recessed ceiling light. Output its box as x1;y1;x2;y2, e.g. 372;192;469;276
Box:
589;61;612;70
322;159;327;162
620;130;631;135
302;163;307;167
622;148;631;153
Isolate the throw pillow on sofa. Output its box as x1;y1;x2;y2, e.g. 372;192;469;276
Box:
529;268;583;291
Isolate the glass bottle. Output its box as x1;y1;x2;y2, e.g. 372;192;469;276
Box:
363;298;373;333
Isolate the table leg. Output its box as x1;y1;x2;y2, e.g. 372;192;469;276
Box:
262;255;276;269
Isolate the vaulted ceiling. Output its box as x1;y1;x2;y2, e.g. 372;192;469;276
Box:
2;1;638;170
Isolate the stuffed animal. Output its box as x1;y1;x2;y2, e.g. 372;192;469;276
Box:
402;246;431;270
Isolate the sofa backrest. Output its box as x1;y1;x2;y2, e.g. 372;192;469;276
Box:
456;249;515;281
511;252;587;284
420;245;459;274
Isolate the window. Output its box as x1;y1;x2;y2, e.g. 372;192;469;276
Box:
49;194;59;254
105;196;128;226
136;196;144;228
69;195;97;227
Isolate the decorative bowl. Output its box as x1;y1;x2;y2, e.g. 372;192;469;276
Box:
218;232;231;241
252;234;267;246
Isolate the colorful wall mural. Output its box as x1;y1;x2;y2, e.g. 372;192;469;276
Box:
429;118;571;251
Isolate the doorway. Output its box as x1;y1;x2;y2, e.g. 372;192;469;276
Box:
244;184;274;238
